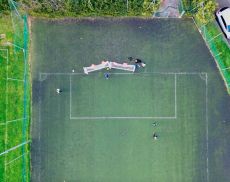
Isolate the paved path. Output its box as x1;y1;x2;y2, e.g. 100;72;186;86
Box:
217;0;230;8
155;0;180;17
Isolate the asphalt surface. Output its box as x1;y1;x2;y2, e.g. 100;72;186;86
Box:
217;0;230;8
216;0;230;44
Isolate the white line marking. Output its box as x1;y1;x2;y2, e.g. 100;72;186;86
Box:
205;73;209;182
207;33;222;43
2;48;9;177
6;152;28;166
41;72;84;76
70;116;177;120
175;74;177;118
70;75;72;119
6;118;24;124
69;73;178;119
38;81;42;182
41;72;208;76
39;70;210;181
214;52;222;58
199;73;207;81
7;78;24;82
68;72;205;120
0;140;31;157
222;66;230;71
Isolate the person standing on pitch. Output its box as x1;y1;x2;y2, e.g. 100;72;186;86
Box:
135;58;146;67
104;73;110;79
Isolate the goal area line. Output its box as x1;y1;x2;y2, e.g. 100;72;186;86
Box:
69;72;178;120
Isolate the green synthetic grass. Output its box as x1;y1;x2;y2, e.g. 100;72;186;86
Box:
71;74;175;117
30;18;230;182
37;73;207;182
0;16;30;182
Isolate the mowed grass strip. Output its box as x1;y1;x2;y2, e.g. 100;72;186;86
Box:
8;47;25;80
0;15;30;181
7;80;24;121
0;50;7;122
6;155;23;182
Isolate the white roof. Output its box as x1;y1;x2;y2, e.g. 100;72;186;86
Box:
222;8;230;25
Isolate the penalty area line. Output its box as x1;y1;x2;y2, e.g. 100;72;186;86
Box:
40;72;208;76
174;74;177;118
69;75;72;119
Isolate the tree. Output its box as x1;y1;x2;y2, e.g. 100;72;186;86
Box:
195;0;217;24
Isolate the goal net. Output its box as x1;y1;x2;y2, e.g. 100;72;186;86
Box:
83;61;136;74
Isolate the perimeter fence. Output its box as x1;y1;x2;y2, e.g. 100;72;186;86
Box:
0;0;30;181
179;0;230;94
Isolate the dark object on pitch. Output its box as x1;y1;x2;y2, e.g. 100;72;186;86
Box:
135;59;142;63
128;57;133;61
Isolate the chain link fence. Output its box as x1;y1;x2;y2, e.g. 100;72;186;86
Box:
0;0;30;181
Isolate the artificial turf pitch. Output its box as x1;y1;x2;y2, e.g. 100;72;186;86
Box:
31;18;230;182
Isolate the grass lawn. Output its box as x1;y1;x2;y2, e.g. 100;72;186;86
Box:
205;22;230;93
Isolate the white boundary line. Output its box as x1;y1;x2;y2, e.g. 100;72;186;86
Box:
6;118;25;124
175;74;177;118
44;71;208;120
0;48;9;178
40;72;208;76
69;73;178;120
222;66;230;71
0;140;31;157
70;116;177;120
205;73;209;182
70;75;72;119
38;81;42;182
6;152;29;166
7;78;24;82
207;33;222;43
38;71;209;180
213;52;222;58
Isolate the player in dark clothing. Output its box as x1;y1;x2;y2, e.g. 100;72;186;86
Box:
135;58;146;68
135;58;142;63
